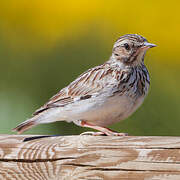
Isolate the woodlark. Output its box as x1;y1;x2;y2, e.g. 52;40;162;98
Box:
13;34;156;136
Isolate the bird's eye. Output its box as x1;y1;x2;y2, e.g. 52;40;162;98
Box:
124;43;130;50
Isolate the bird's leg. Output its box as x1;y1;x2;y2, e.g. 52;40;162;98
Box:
80;120;128;136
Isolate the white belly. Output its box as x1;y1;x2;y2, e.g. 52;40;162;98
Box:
61;94;145;127
37;92;146;127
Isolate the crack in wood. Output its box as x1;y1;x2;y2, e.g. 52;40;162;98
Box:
1;135;180;179
135;161;180;164
0;157;76;163
89;168;180;173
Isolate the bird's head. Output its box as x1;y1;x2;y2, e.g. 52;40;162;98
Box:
112;34;156;66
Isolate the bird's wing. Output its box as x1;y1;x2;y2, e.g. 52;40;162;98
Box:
33;65;115;115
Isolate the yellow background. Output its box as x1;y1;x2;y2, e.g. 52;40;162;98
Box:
0;0;179;135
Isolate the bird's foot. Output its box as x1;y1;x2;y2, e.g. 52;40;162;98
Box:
107;132;128;136
80;131;128;136
80;131;107;136
80;120;128;136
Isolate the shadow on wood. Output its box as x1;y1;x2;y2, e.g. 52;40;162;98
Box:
0;135;180;179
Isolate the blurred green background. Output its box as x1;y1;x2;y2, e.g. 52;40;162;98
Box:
0;0;179;136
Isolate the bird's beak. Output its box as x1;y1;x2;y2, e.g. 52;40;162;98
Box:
143;42;157;48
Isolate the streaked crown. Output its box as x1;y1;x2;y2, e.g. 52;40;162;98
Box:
114;34;147;48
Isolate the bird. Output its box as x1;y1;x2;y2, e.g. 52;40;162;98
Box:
13;34;156;136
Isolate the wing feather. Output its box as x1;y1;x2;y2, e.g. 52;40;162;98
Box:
33;64;114;115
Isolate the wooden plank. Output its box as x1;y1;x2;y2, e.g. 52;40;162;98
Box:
0;135;180;179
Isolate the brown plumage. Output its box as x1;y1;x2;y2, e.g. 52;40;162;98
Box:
13;120;36;134
13;34;156;136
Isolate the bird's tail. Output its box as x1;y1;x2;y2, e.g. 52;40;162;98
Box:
12;108;61;134
12;118;37;134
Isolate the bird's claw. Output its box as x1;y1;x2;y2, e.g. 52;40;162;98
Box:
80;131;128;136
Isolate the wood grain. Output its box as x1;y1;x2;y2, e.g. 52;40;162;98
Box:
0;135;180;179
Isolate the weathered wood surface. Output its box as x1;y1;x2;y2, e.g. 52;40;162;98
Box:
0;135;180;180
